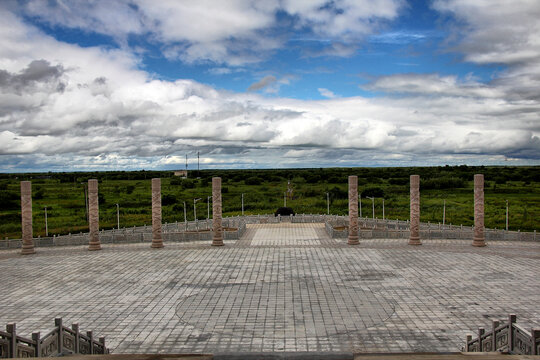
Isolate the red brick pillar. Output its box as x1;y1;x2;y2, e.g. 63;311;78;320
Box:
472;174;486;247
151;178;164;248
409;175;421;245
348;175;359;245
212;177;223;246
88;179;102;251
20;181;35;255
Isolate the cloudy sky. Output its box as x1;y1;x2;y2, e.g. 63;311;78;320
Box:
1;0;539;172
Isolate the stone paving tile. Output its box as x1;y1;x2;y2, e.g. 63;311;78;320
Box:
250;224;323;246
0;223;538;355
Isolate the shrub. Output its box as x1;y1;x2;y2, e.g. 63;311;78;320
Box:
389;178;409;185
170;177;183;185
361;187;385;198
162;194;177;206
422;177;466;190
328;186;347;200
245;176;263;185
275;207;295;216
34;188;44;200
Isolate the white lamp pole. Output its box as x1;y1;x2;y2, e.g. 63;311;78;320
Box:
207;196;211;219
116;203;120;229
443;200;446;226
44;206;48;236
506;200;509;231
194;198;201;220
359;196;362;218
242;193;244;216
382;198;385;220
183;201;187;224
284;192;287;207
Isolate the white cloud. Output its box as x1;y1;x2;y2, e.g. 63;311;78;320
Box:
363;73;504;98
0;4;539;171
318;88;337;98
17;0;403;65
433;0;540;66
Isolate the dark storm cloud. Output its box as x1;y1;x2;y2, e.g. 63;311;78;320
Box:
0;60;65;93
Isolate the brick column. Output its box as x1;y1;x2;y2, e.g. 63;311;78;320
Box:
409;175;421;245
88;179;101;251
151;178;164;248
20;181;35;255
212;177;223;246
472;174;486;247
348;175;359;245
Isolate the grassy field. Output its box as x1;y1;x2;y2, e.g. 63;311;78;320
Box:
0;166;539;239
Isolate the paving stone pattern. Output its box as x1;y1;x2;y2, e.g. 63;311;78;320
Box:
0;223;538;354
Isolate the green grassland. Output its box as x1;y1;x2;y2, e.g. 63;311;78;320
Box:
0;166;539;239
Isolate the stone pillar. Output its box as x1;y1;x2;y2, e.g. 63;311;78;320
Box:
348;175;359;245
151;178;164;248
212;177;223;246
409;175;421;245
472;174;486;247
20;181;35;255
88;179;101;251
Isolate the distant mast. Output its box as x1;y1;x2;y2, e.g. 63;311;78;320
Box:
197;151;200;174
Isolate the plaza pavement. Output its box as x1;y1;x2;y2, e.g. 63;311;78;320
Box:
0;223;538;354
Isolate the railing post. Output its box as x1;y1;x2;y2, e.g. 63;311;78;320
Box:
99;337;106;354
508;314;517;353
531;328;540;355
87;331;93;355
72;323;80;354
492;320;500;351
478;327;485;351
32;332;41;357
466;334;472;352
7;323;16;358
55;318;63;355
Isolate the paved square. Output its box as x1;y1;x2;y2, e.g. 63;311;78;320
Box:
250;223;322;246
0;223;538;354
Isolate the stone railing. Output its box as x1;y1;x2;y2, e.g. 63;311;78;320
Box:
0;217;247;249
0;318;108;358
1;214;538;250
464;314;540;355
324;216;538;241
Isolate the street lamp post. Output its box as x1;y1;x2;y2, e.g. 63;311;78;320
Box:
183;201;187;224
367;196;375;220
284;192;287;207
44;206;48;236
326;192;329;215
194;198;202;221
207;196;211;219
443;200;446;226
242;193;244;216
81;182;89;222
116;203;120;229
359;195;362;218
506;200;509;231
382;198;385;220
